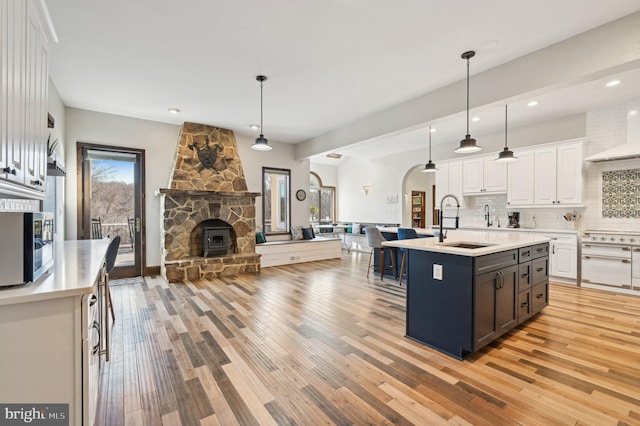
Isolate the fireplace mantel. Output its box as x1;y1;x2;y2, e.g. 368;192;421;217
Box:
157;189;261;198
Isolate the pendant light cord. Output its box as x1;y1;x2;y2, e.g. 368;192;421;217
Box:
504;105;508;148
260;80;264;136
428;125;432;160
466;57;470;135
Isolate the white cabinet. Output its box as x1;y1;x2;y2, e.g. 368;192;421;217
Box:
546;233;578;281
507;149;534;206
435;160;465;208
0;0;48;195
462;156;507;195
534;142;583;206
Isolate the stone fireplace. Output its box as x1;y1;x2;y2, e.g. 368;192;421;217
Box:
159;122;261;283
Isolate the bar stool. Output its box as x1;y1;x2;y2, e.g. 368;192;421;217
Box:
364;226;396;281
397;228;419;285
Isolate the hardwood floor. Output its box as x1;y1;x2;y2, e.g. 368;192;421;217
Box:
97;252;640;425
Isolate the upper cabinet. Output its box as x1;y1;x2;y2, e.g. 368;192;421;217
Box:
462;156;507;195
0;0;49;198
435;160;465;208
507;140;584;207
534;142;583;206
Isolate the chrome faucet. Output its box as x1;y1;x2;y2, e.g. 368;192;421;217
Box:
483;204;492;227
439;194;460;243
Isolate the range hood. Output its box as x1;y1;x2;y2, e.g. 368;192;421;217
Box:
586;99;640;162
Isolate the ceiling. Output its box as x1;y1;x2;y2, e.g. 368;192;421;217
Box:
45;1;640;162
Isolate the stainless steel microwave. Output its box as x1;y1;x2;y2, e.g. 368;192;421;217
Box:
0;212;54;286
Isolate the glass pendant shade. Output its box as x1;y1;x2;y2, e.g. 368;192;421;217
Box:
251;75;272;151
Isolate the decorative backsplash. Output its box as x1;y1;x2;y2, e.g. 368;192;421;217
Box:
602;168;639;218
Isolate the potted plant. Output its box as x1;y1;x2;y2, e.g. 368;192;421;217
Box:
309;206;318;222
47;133;59;162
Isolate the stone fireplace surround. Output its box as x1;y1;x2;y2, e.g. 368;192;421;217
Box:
159;122;261;283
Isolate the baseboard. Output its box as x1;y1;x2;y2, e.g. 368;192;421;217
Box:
145;266;161;276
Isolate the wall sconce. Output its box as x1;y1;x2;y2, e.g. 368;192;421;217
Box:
362;185;372;195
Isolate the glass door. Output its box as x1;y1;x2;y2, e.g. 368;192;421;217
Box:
78;143;145;278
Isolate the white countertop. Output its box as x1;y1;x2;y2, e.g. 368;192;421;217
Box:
457;225;579;235
0;239;110;306
382;230;549;257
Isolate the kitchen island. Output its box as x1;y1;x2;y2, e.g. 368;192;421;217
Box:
383;231;549;359
0;239;110;425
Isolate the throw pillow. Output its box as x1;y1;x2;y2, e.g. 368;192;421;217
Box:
255;231;266;244
291;226;304;240
301;227;314;240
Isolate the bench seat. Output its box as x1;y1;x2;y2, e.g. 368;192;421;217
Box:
255;236;341;267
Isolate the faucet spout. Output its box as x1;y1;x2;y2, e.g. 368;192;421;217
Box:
483;204;492;227
439;194;460;243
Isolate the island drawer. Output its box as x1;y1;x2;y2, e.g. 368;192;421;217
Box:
475;249;517;275
531;282;548;313
532;257;549;284
519;243;549;262
518;262;532;292
518;290;532;323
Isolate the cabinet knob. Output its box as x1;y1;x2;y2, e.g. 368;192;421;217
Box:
2;167;16;176
31;179;42;186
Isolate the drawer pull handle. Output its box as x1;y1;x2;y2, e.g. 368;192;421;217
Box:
536;267;544;272
522;251;530;257
89;294;98;307
622;247;631;251
536;293;544;299
520;302;529;308
622;259;630;264
521;273;529;278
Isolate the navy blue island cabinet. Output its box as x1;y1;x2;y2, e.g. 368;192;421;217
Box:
405;243;549;360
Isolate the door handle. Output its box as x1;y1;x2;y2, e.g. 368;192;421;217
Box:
135;217;141;232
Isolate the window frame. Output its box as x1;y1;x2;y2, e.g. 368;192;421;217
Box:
262;167;291;235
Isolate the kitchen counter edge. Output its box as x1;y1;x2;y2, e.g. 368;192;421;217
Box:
0;239;111;306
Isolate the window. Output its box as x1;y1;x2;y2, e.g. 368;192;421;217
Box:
262;167;290;234
309;172;335;224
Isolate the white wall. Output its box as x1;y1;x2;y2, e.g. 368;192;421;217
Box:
403;166;435;227
64;109;310;266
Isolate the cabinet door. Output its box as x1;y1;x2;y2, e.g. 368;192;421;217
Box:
474;264;517;350
483;156;507;193
462;158;483;194
448;161;465;208
550;243;577;279
435;162;449;206
555;143;583;205
507;150;534;205
534;147;557;205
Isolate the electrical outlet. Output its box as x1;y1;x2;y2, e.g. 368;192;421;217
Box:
433;264;443;280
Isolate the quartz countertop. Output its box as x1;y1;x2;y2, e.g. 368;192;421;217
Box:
453;225;579;235
0;239;110;306
382;230;549;257
378;227;435;236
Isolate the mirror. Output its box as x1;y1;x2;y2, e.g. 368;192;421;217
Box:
262;167;290;234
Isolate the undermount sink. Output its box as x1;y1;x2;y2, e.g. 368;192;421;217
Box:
439;241;495;249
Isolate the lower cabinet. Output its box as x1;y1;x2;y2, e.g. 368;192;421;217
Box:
474;264;518;350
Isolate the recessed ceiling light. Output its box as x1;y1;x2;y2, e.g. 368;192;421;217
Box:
606;80;621;87
250;124;260;130
326;153;342;159
471;117;480;122
168;108;181;114
527;100;538;107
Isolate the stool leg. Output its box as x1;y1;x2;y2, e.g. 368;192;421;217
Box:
399;252;407;285
379;248;385;281
367;249;373;278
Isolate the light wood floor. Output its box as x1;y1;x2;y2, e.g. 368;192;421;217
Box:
97;252;640;425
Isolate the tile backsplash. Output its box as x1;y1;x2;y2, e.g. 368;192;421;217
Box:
602;168;639;218
0;199;39;212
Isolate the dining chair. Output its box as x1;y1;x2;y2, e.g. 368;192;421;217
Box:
397;227;419;285
104;235;121;323
364;226;396;281
91;217;102;239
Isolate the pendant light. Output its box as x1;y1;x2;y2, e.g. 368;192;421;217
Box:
421;126;437;172
455;51;482;154
496;105;518;162
251;75;272;151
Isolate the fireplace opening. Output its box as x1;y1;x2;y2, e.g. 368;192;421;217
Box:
203;227;229;257
189;219;236;257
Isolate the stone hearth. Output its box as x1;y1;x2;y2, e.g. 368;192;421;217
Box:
159;123;261;283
